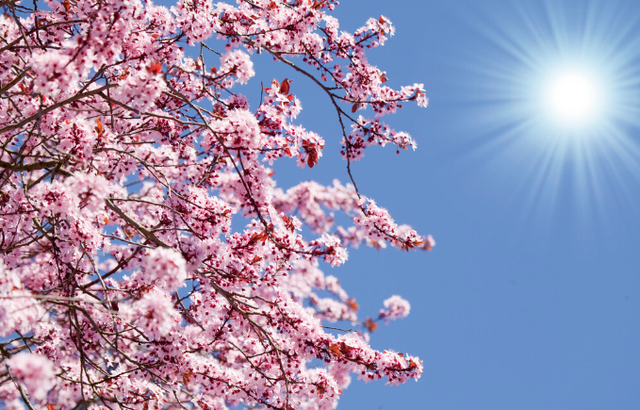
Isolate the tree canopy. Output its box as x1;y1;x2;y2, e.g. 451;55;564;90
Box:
0;0;433;409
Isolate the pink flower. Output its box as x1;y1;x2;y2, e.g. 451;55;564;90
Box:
144;248;188;291
379;295;411;322
7;353;55;401
31;50;78;96
0;262;44;337
133;289;179;339
65;172;113;212
220;49;255;85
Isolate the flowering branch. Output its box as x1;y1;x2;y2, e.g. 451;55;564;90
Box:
0;0;433;409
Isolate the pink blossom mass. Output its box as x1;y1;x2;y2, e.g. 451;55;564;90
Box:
0;0;432;409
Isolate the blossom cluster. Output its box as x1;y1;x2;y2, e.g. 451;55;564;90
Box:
379;295;412;323
0;0;433;409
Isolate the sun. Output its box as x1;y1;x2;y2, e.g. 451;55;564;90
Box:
448;0;640;225
544;68;603;128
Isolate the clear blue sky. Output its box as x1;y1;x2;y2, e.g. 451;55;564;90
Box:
256;0;640;408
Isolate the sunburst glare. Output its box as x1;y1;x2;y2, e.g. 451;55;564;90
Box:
544;67;603;128
452;0;640;226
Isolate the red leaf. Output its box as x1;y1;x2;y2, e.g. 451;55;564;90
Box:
328;344;343;357
307;155;317;168
182;371;194;385
407;358;419;371
345;297;359;312
364;317;378;332
351;103;358;113
279;78;290;94
147;62;162;75
95;119;105;138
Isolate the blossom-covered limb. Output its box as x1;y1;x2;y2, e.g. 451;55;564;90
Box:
0;0;434;408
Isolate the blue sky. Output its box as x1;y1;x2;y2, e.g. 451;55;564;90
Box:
258;0;640;408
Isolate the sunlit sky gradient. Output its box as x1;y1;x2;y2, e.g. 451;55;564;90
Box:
255;0;640;408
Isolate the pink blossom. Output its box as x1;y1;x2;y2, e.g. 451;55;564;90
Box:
0;262;44;337
379;295;411;322
132;289;179;339
31;50;78;96
144;248;188;291
7;353;54;401
220;49;255;85
65;172;114;212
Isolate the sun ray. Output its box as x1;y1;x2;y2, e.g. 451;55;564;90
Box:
446;0;640;231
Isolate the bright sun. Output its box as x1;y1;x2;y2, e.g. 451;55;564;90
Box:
544;69;602;127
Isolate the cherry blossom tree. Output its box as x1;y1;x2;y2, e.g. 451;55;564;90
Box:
0;0;434;409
